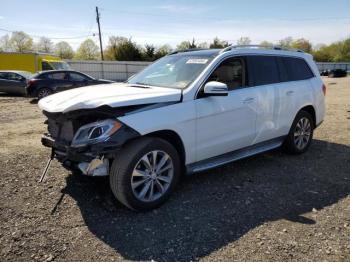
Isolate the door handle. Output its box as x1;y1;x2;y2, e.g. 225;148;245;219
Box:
242;97;255;104
286;90;294;96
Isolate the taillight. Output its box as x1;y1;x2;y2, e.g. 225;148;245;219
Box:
322;83;326;96
26;79;37;87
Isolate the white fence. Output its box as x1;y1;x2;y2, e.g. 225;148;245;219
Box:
66;60;151;81
66;60;350;81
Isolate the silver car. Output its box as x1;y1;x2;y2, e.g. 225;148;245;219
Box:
0;71;32;96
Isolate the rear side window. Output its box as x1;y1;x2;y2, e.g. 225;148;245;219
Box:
70;73;88;81
247;56;279;86
47;72;68;80
279;57;314;81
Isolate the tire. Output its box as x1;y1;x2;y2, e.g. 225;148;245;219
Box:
37;88;53;100
283;110;314;154
109;137;181;211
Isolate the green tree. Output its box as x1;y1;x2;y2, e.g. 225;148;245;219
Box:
154;44;172;59
312;38;350;62
236;36;251;46
0;34;12;51
260;41;274;48
54;41;74;59
209;37;229;48
278;37;293;49
36;37;53;53
104;36;142;61
74;39;99;60
177;38;197;50
335;38;350;62
291;38;312;52
10;31;33;52
142;44;156;61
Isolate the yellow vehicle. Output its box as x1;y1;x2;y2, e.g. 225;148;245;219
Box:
0;52;70;73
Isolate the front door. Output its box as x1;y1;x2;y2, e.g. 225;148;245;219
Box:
195;57;257;162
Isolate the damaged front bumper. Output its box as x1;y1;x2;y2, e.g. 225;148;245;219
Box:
41;122;140;176
40;107;141;177
41;134;113;176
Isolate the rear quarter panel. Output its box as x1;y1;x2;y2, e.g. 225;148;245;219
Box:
305;55;326;125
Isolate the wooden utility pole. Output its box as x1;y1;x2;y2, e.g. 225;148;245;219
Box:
96;6;104;61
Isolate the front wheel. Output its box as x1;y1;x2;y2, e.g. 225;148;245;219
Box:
283;110;314;154
109;137;181;211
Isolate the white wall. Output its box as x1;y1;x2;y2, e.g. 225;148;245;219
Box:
66;60;151;81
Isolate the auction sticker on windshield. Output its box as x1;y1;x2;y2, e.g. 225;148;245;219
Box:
186;59;208;64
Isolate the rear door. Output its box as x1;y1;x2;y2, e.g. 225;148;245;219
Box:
275;57;315;136
246;55;281;143
46;72;72;92
195;57;258;161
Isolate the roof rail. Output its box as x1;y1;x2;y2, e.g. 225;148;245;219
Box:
220;45;304;53
168;48;208;55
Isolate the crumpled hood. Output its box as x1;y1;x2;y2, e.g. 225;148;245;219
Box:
38;83;182;113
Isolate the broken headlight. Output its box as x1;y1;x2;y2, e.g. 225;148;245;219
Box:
71;119;122;147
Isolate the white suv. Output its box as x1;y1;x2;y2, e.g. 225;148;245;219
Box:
39;45;326;211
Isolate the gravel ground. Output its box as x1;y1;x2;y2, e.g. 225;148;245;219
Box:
0;77;349;261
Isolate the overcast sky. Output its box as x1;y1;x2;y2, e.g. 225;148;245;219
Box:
1;0;350;49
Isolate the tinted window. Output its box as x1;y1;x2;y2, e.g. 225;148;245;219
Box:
0;73;8;80
47;72;68;80
207;58;245;90
7;73;23;81
247;56;279;86
70;73;88;81
280;57;314;81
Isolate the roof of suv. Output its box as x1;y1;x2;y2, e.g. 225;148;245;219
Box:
170;46;310;59
170;49;221;57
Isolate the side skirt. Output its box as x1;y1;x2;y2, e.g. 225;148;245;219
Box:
186;137;285;174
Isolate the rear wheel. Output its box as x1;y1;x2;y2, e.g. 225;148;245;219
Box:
110;137;181;211
283;110;314;154
37;88;52;99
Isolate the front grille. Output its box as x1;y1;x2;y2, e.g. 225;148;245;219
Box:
47;119;74;144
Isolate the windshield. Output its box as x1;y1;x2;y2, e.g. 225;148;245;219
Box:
49;61;71;70
128;55;213;89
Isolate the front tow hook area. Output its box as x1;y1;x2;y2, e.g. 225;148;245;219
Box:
39;148;55;182
78;157;109;176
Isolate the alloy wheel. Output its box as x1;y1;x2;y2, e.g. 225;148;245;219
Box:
294;117;311;150
131;150;174;202
38;89;51;99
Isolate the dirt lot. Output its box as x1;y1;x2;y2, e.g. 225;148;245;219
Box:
0;77;349;261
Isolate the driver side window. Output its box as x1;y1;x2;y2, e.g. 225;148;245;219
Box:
207;57;245;90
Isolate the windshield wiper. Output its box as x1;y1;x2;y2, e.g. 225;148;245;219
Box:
128;82;153;88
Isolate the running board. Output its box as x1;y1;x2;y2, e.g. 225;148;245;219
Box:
186;137;284;174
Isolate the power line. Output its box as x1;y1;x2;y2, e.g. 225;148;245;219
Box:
101;9;350;22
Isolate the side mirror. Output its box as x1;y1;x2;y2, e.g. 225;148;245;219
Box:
203;81;228;96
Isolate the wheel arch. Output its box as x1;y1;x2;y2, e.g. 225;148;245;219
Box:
298;105;316;127
36;86;52;97
144;129;186;168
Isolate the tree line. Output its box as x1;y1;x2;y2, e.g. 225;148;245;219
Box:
0;31;349;62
